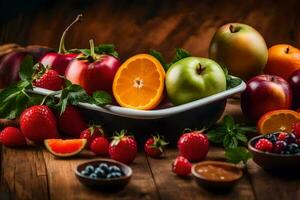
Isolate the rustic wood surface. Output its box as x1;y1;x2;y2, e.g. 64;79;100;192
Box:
1;0;300;61
1;100;299;200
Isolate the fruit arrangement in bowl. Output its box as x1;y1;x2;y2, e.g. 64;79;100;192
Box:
0;16;248;140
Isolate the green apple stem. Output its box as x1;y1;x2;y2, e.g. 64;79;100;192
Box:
229;24;237;33
196;63;205;75
58;14;83;54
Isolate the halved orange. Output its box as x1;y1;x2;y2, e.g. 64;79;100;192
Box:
113;54;165;110
257;110;300;134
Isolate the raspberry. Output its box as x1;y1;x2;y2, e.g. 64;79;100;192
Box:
255;138;273;152
277;132;288;141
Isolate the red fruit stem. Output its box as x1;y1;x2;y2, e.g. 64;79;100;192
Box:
89;39;95;58
58;14;82;54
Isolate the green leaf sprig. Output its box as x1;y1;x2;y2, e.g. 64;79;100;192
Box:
149;48;191;71
41;79;112;115
222;67;242;89
0;56;44;119
70;43;119;58
0;56;112;119
206;115;256;164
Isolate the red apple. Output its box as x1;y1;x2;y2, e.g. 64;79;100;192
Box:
40;14;82;75
65;40;121;95
241;75;292;122
288;69;300;109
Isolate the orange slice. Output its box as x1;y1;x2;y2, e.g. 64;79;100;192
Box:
113;54;165;110
257;110;300;134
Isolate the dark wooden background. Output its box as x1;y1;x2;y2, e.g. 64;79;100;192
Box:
1;0;300;61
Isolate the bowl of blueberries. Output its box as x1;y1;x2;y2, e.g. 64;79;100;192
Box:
75;159;132;190
248;131;300;171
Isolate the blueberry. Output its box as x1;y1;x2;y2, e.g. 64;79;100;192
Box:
265;133;277;144
109;165;121;173
89;173;98;179
81;170;90;176
286;133;297;144
99;163;109;174
113;172;122;178
273;141;287;154
287;143;299;154
85;165;94;174
94;168;106;178
106;173;114;179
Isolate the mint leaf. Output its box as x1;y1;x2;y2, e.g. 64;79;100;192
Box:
0;80;30;103
236;132;248;143
225;147;252;164
223;135;238;149
206;129;226;144
206;115;255;149
171;48;191;64
149;49;168;71
227;77;242;89
222;67;242;89
223;115;234;130
92;91;112;105
54;84;90;114
94;44;119;58
19;55;34;81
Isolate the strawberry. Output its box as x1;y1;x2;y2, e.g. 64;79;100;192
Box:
57;106;88;138
108;130;137;164
33;69;63;91
20;105;59;143
255;138;273;152
144;134;168;158
80;125;105;149
0;127;26;147
90;136;109;156
172;156;191;176
292;122;300;139
177;130;209;162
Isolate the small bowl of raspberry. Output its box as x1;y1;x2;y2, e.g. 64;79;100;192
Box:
248;132;300;171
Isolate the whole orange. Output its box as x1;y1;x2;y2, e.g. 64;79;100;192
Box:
264;44;300;80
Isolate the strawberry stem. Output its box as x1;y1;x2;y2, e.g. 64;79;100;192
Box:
58;14;82;54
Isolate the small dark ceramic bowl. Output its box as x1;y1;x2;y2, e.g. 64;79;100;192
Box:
248;135;300;171
192;161;243;189
75;159;132;190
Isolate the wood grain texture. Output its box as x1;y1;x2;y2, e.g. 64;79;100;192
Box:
1;0;300;61
146;148;255;200
1;101;300;199
42;151;159;200
0;147;49;200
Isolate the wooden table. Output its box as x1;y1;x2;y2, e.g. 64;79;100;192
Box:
1;100;299;200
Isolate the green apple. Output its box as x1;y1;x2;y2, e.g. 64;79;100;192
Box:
209;23;268;80
166;57;226;105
